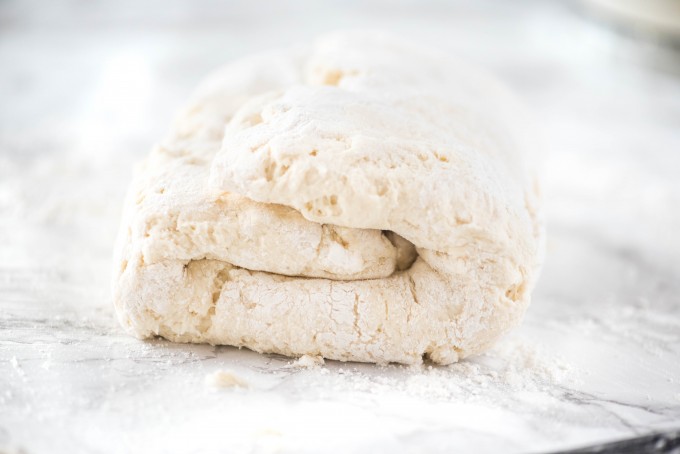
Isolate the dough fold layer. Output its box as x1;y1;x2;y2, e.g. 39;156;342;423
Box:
113;32;544;365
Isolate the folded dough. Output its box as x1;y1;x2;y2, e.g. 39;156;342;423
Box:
113;32;544;365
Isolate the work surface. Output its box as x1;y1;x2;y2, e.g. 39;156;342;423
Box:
1;1;679;453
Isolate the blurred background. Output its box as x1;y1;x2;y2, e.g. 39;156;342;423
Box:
1;1;679;453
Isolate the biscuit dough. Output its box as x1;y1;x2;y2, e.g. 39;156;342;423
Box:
112;32;544;365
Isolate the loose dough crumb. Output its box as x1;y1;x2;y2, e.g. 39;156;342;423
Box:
205;370;249;389
289;355;325;369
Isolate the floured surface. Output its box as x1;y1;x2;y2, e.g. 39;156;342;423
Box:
2;1;680;453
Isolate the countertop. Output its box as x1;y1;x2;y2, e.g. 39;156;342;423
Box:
1;1;679;453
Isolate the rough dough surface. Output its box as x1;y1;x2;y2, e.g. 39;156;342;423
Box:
112;32;544;365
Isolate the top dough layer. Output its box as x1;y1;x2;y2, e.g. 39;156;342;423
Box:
211;32;539;254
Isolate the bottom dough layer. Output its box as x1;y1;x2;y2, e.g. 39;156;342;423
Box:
115;251;528;365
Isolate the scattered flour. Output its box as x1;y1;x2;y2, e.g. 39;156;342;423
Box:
285;338;580;405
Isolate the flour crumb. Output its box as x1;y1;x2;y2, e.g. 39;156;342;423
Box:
10;356;25;378
289;355;325;369
205;370;249;389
